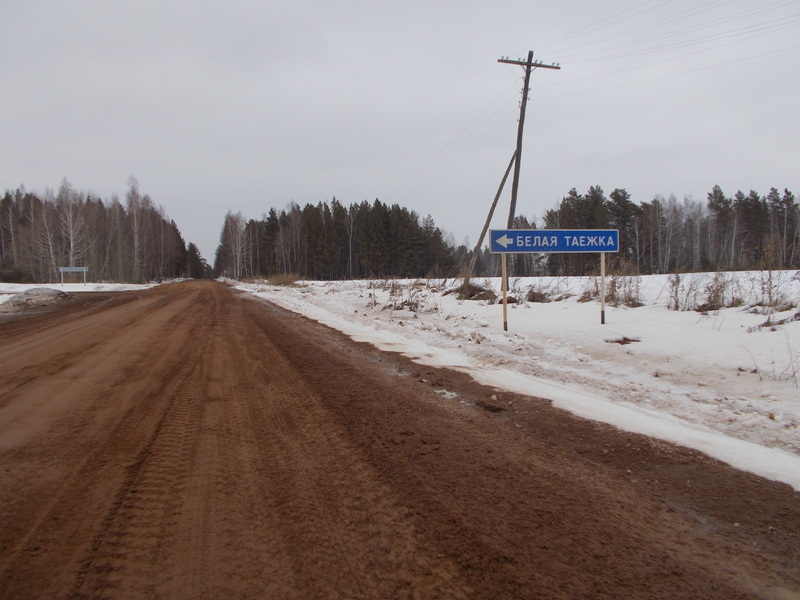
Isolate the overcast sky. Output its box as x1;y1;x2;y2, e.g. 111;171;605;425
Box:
2;0;798;261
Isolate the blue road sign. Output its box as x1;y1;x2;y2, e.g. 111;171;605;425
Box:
490;229;619;253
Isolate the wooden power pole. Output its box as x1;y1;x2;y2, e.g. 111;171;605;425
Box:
461;51;560;292
497;51;560;228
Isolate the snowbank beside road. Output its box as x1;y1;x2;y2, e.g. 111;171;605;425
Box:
0;282;156;305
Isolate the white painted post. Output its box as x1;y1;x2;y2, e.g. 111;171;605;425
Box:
600;252;606;325
501;254;509;331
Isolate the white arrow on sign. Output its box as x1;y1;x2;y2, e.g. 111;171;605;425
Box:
496;234;513;248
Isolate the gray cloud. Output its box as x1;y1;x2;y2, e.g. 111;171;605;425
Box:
2;0;798;259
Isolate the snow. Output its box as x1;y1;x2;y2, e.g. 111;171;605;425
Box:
2;274;798;492
0;282;156;303
235;271;800;492
2;287;72;309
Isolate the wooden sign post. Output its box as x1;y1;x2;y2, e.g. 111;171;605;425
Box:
489;229;619;329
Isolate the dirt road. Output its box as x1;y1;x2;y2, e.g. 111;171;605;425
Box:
0;280;798;599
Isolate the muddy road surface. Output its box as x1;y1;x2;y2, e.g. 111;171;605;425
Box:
0;280;798;599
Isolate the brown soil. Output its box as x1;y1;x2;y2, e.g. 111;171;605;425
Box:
0;280;798;600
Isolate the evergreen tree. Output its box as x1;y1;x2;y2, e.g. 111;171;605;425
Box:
187;243;210;278
608;188;640;270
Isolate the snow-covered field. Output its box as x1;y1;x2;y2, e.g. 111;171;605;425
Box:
2;273;799;491
236;271;800;492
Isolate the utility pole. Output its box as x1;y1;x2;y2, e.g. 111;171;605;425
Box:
461;51;560;295
497;51;560;228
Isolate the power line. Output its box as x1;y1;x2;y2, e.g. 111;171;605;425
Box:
386;106;520;206
383;80;521;204
514;0;799;97
510;0;673;56
529;27;799;92
557;4;799;62
517;0;797;65
385;1;798;209
529;41;800;102
544;0;740;57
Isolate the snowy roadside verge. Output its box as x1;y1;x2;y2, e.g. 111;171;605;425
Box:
0;282;158;305
237;273;800;492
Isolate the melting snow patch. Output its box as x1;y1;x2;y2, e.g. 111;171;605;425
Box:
3;287;71;309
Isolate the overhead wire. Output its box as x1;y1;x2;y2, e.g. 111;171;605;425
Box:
555;1;799;62
524;0;799;101
535;0;793;58
529;20;799;91
529;41;800;102
511;0;675;57
564;16;800;63
544;0;740;58
384;4;686;205
384;0;799;206
383;78;521;204
528;12;800;91
387;107;520;206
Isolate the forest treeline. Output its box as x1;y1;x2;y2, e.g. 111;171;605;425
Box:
213;199;453;280
2;179;798;284
214;185;800;280
511;185;800;277
0;178;209;283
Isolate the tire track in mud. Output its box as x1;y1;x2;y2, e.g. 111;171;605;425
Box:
219;308;468;600
67;286;222;599
69;283;466;599
0;285;212;598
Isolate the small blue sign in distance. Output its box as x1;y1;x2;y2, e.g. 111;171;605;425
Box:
490;229;619;253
